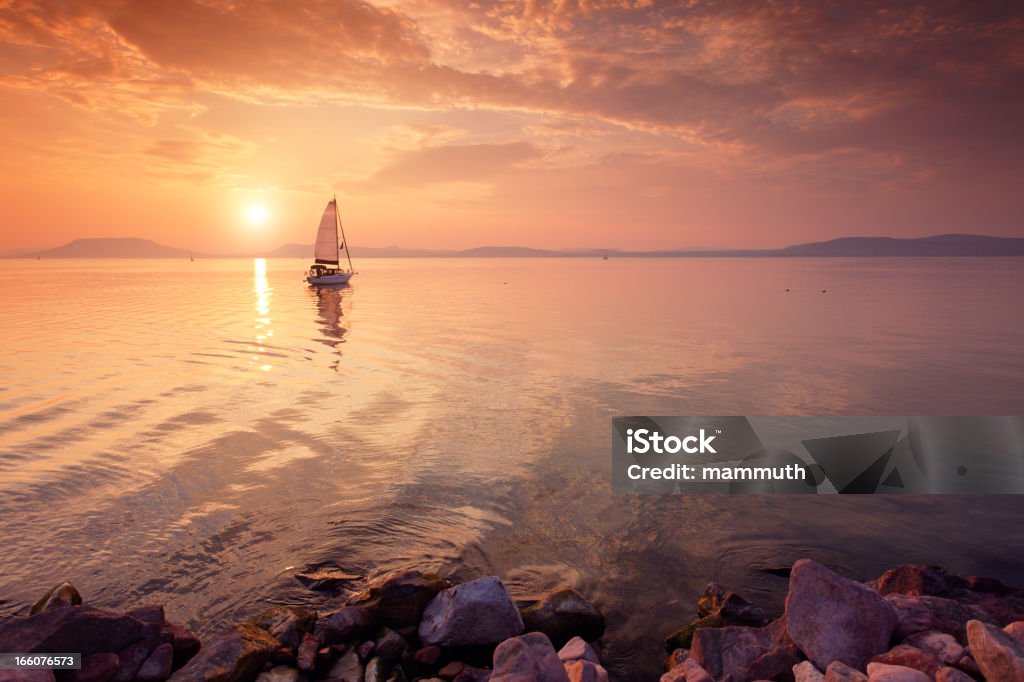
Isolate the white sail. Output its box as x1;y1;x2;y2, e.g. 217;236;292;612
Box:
313;199;339;264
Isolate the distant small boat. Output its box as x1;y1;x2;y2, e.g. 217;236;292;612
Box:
190;254;194;262
603;252;608;260
307;196;355;286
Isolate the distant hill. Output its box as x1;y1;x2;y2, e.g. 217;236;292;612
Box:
31;238;196;259
8;234;1024;259
779;234;1024;257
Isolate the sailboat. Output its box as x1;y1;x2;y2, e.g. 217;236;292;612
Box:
306;196;355;285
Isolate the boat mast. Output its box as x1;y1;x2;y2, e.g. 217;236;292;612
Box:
335;194;355;273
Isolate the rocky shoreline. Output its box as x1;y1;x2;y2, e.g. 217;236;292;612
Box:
1;561;1023;682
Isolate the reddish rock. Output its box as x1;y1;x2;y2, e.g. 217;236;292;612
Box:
351;570;449;627
167;623;278;682
126;607;165;627
690;625;772;680
296;633;318;673
935;668;974;682
29;583;83;616
250;607;315;651
356;641;375;661
1005;621;1024;641
792;661;825;682
885;595;990;643
0;671;55;682
564;659;608;682
953;655;981;678
160;623;200;671
438;662;466;679
558;637;600;665
68;653;120;682
785;559;897;671
137;643;173;681
115;638;159;682
453;667;492;682
0;607;151;658
965;618;1024;681
677;659;714;682
491;632;568;682
864;662;929;682
870;645;941;677
872;566;968;598
413;646;442;666
746;643;803;681
824;661;867;682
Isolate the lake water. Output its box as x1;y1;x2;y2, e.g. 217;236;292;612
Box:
1;257;1023;679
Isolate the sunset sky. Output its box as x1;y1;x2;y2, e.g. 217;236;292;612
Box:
0;1;1021;253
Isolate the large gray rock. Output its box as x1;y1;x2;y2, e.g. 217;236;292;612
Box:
30;582;83;615
785;559;898;671
0;607;154;658
864;662;929;682
886;595;990;643
168;623;278;682
521;588;604;648
965;618;1024;682
491;632;569;682
690;625;772;680
419;576;524;647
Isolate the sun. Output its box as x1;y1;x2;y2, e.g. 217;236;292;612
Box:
246;204;270;226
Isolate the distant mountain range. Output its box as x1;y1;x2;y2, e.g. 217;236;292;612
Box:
6;234;1024;259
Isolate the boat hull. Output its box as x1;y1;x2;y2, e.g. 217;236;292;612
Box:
307;272;353;285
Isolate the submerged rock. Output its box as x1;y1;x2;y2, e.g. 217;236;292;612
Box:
965;618;1024;681
29;582;82;615
785;559;897;671
419;576;524;647
250;606;315;651
491;632;569;682
352;570;449;627
521;587;605;647
294;566;360;593
167;623;278;682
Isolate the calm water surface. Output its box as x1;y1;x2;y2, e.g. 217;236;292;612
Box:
1;257;1023;679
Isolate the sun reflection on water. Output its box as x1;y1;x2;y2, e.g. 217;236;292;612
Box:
253;258;272;371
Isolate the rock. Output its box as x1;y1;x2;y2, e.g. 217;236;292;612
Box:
659;666;686;682
965;618;1024;681
0;607;153;658
872;566;968;598
746;643;804;681
351;570;449;627
563;659;608;682
357;640;375;661
953;655;980;678
1006;620;1024;641
557;637;600;665
864;662;929;682
168;623;279;682
115;638;159;682
872;565;1024;627
520;587;604;648
825;661;867;682
679;659;714;682
322;606;376;644
364;656;390;682
491;632;569;682
690;625;772;680
792;661;825;682
419;576;525;647
137;643;174;681
324;649;363;682
413;645;442;666
68;653;120;682
270;647;295;667
902;631;964;665
0;671;55;682
374;628;408;662
785;559;898;672
254;666;298;682
886;595;991;643
294;566;360;592
126;606;165;627
160;623;201;671
869;646;940;677
934;668;974;682
29;582;83;615
250;607;315;651
665;648;688;670
666;587;771;651
438;662;466;679
296;633;318;673
453;667;491;682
